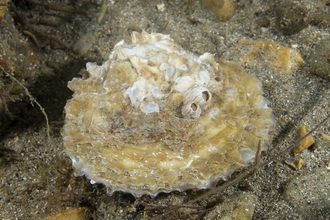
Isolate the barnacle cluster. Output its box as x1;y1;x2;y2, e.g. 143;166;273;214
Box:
62;31;274;197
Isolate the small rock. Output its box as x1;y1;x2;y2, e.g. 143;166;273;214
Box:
202;0;236;22
205;192;256;220
309;37;330;80
256;17;270;28
283;168;330;218
275;2;309;35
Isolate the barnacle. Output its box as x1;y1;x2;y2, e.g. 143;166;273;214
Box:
62;31;274;197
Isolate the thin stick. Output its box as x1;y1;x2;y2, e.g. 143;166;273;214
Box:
23;30;41;48
159;21;169;33
10;2;71;49
25;24;71;49
0;66;50;144
254;140;261;166
187;113;330;204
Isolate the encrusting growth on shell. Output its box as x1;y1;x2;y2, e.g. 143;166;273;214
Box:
62;31;274;197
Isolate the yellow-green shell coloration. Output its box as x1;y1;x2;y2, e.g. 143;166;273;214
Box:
63;31;274;197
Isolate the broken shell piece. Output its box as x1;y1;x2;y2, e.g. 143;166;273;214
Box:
157;3;165;12
285;158;303;170
63;31;274;197
321;133;330;141
293;125;315;153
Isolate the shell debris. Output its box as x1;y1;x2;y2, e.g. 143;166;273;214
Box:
62;31;274;197
156;3;165;12
293;125;315;153
284;158;304;170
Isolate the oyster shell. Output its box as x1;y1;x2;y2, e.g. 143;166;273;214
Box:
63;31;274;197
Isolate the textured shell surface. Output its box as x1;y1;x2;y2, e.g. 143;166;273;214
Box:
63;31;274;198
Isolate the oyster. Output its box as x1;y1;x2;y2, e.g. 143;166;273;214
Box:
63;31;274;197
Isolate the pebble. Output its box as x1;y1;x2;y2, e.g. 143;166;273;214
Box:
283;167;330;218
255;17;270;28
205;192;256;220
275;2;309;35
202;0;236;22
309;37;330;80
